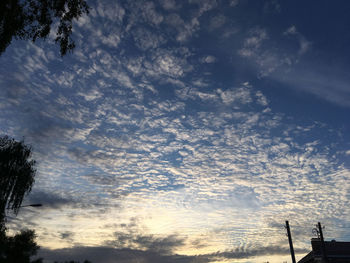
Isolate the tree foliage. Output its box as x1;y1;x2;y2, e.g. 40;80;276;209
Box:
0;136;36;223
0;229;42;263
0;0;89;56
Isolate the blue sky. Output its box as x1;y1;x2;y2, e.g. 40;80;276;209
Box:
1;0;350;262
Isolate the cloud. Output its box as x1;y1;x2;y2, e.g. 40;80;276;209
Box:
77;89;103;101
238;25;310;77
164;0;217;42
141;1;164;25
255;91;269;106
124;1;164;28
132;27;166;51
268;63;350;107
175;17;200;42
208;245;308;259
217;86;252;105
60;231;75;241
238;28;268;58
143;48;192;78
229;0;239;7
107;232;185;255
237;27;294;77
95;2;125;22
283;25;311;55
38;247;209;263
37;244;309;263
209;15;226;31
189;0;218;15
263;0;281;13
236;25;348;107
201;55;217;63
284;25;297;35
26;190;75;209
160;0;181;10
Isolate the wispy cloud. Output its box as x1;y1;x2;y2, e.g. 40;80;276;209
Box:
238;25;310;77
269;63;350;107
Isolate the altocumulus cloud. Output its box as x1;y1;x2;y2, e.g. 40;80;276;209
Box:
1;0;350;262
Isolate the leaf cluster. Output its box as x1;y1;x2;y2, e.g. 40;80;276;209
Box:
0;0;89;56
0;136;36;220
0;229;42;263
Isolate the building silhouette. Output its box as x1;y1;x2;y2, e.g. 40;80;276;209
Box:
298;238;350;263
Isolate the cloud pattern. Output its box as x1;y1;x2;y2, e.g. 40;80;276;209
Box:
0;0;349;262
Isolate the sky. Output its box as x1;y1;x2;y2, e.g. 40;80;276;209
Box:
1;0;350;262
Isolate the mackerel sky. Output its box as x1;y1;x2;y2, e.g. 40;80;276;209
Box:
1;0;350;262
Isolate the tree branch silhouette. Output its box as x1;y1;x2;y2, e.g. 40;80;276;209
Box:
0;136;36;223
0;0;89;56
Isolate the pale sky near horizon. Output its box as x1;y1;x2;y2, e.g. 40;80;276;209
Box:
1;0;350;262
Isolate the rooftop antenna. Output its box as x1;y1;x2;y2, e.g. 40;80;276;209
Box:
318;222;329;263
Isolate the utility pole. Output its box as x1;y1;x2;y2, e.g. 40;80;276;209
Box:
286;221;296;263
318;222;329;263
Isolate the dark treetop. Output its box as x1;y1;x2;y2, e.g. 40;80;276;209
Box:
0;136;36;221
0;0;89;56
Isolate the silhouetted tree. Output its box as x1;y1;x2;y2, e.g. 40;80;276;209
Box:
0;229;42;263
0;136;36;226
0;0;89;56
0;137;41;263
0;224;7;262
